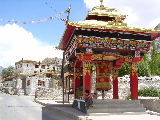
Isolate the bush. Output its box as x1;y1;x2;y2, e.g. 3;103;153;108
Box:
138;87;160;97
125;94;131;100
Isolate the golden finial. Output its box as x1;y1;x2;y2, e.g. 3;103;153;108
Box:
100;0;104;7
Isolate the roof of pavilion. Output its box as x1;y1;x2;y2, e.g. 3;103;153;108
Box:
58;2;160;50
85;6;127;20
68;20;160;33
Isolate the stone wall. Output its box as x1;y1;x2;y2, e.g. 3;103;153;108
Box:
118;78;160;99
140;98;160;113
91;74;160;99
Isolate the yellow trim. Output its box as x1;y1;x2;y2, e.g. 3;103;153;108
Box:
68;21;160;33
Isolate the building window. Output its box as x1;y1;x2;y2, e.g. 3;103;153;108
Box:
46;74;52;78
27;80;30;86
38;80;45;86
41;65;45;69
35;65;39;68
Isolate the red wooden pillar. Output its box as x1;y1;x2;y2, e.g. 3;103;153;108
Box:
83;60;91;98
130;62;138;100
112;69;119;99
74;67;81;99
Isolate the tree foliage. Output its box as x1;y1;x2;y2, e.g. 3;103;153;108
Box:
119;40;160;77
0;66;14;81
138;87;160;97
138;54;150;77
148;41;160;76
118;62;130;77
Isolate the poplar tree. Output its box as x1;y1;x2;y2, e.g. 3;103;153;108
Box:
138;54;150;77
118;62;130;77
149;41;160;76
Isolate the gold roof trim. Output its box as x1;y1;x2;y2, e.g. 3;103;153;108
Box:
87;1;126;19
68;21;160;33
88;12;127;18
92;6;117;12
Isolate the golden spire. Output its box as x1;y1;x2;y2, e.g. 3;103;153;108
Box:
100;0;104;7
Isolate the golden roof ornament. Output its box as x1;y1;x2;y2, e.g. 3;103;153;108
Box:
100;0;104;7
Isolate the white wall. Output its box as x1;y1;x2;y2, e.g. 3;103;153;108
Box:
25;76;51;95
26;77;32;95
15;62;35;74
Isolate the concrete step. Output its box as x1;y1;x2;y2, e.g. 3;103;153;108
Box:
92;103;143;108
87;107;146;113
72;99;147;115
93;99;140;104
88;112;148;116
86;99;146;115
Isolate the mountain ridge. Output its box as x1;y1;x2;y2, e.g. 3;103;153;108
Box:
0;66;4;73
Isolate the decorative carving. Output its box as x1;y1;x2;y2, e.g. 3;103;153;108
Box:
83;61;91;75
86;48;93;53
74;68;80;77
96;82;111;89
112;69;119;80
135;51;140;57
130;62;138;76
75;36;151;52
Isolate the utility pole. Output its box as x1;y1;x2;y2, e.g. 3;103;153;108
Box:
62;5;71;104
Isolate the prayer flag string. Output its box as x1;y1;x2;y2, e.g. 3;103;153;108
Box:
0;9;69;24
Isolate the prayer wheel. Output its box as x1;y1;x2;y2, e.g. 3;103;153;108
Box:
96;62;111;90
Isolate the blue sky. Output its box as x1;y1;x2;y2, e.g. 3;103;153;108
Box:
0;0;89;67
0;0;87;45
0;0;160;68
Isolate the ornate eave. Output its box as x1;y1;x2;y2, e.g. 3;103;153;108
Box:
68;20;160;33
58;1;160;50
58;25;76;50
58;20;160;50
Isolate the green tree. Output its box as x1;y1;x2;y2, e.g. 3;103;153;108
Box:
138;54;150;77
0;66;14;81
119;62;130;77
148;41;160;76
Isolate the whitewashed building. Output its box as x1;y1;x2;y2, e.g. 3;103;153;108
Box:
15;58;61;95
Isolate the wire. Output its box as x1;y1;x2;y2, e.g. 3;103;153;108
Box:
44;1;57;12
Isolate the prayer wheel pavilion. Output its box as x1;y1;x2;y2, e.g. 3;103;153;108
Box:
58;0;160;100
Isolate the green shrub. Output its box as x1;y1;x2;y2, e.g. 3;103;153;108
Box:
125;94;131;100
138;87;160;97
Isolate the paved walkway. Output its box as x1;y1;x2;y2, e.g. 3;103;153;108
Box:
36;99;160;120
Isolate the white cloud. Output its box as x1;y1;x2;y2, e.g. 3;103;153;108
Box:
149;18;160;29
119;7;139;25
83;0;160;28
83;0;100;9
0;24;63;68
